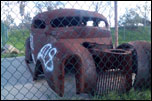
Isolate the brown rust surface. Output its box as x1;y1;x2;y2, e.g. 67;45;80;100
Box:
89;49;132;94
117;41;151;90
128;41;151;90
25;9;113;97
33;9;108;25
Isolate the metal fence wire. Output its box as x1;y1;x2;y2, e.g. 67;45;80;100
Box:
1;1;151;100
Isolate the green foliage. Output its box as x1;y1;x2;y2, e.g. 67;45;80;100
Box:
92;89;151;100
119;8;143;27
119;3;151;27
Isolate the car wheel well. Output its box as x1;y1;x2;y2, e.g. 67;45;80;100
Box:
64;55;82;74
35;60;44;76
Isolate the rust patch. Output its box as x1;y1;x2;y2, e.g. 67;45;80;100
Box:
88;48;132;95
117;41;151;90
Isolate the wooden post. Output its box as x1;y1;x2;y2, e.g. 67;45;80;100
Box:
114;1;118;48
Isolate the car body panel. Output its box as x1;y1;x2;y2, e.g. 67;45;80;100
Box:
25;9;113;96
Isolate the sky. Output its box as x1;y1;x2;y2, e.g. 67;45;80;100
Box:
1;1;151;27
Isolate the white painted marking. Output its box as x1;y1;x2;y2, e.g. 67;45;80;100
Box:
37;43;57;72
30;34;36;64
30;34;34;51
31;54;36;64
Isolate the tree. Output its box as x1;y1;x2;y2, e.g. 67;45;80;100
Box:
17;1;27;29
45;1;65;11
136;1;151;26
91;1;114;27
3;14;14;27
106;1;114;27
34;1;65;14
22;12;32;29
1;1;15;28
18;1;26;17
119;8;143;27
23;13;32;24
92;1;103;13
17;1;33;29
17;1;65;29
17;1;27;23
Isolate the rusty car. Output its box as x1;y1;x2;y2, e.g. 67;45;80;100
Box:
25;9;114;96
25;9;151;97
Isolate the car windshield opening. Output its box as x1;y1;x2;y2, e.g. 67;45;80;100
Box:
50;17;106;28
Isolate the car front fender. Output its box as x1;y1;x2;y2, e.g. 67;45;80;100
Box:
36;42;97;96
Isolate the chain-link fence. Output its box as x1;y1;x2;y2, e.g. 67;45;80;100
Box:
1;1;151;100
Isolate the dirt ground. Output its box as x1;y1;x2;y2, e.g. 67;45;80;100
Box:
1;56;90;100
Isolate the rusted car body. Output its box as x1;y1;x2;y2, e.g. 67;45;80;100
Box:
25;9;134;97
25;9;113;96
117;41;151;90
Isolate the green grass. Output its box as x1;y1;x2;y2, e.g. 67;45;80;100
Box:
1;53;25;58
45;88;151;100
1;29;30;58
111;26;151;45
92;88;151;100
7;29;30;51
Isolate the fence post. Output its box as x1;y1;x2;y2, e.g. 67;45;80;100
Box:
114;1;118;48
124;26;125;40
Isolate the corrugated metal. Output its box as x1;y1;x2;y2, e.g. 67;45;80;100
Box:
96;70;126;95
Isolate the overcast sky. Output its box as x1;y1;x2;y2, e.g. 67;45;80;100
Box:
1;1;151;27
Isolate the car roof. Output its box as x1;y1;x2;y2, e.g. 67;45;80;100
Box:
33;9;108;22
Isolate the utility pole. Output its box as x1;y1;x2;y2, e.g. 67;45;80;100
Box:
114;1;118;48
